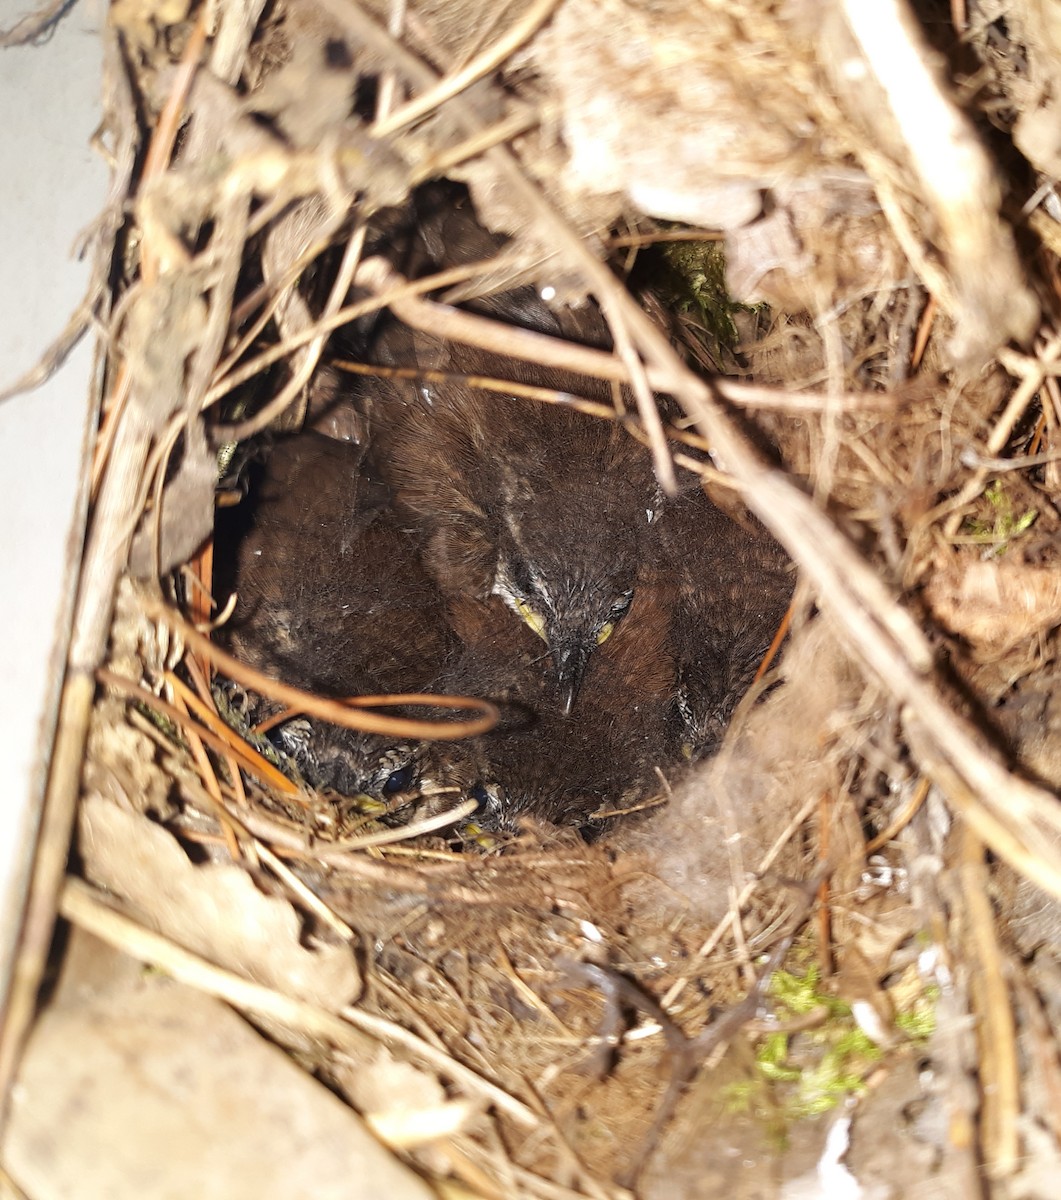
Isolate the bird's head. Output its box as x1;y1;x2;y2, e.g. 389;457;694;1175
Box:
275;712;494;833
490;502;639;715
674;675;732;762
275;718;424;807
671;621;777;761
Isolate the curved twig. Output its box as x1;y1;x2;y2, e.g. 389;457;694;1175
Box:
142;595;500;740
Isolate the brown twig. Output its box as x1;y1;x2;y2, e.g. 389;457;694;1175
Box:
753;596;795;685
353;256;899;418
165;675;243;859
97;668;303;798
370;0;561;137
332;356;714;454
221;224;369;440
959;825;1019;1178
865;776;929;854
168;666;248;808
206;260;500;419
141;594;499;740
910;292;937;370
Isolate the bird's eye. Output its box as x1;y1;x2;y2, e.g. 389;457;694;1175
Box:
611;591;634;619
596;592;633;644
470;783;495;814
383;764;415;794
514;597;547;642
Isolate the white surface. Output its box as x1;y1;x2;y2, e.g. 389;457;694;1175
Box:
0;1;106;991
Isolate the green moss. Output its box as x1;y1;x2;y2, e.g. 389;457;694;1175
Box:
769;962;846;1018
894;985;939;1041
132;699;182;743
723;963;881;1132
722;953;941;1145
656;236;764;362
962;480;1037;554
757;1030;802;1083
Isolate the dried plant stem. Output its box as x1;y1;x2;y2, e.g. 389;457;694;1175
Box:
326;800;479;849
177;666;247;808
908;728;1061;901
353;258;896;414
89;365;131;499
142;594;498;740
936;333;1061;536
138;11;209;273
332;356;714;453
0;0;76;46
959;827;1019;1177
166;678;243;860
0;292;94;405
842;0;1036;355
98;667;303;798
753;596;795;684
224;224;368;440
910;292;937;370
866;776;929;854
371;0;560;137
254;842;355;942
416;108;540;179
205;259;493;412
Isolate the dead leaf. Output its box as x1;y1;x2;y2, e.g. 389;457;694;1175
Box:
79;794;360;1007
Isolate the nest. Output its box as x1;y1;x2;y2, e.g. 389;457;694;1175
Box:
7;1;1061;1197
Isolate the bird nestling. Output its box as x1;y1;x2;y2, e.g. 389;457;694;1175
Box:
214;431;467;809
653;483;794;760
364;304;661;715
217;185;798;834
440;580;675;832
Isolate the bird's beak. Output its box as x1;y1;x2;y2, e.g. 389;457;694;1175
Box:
554;641;592;716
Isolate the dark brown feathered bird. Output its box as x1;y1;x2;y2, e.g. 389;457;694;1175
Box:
215;431;464;805
383;372;660;715
443;579;675;831
365;317;660;717
654;484;793;759
425;593;550;827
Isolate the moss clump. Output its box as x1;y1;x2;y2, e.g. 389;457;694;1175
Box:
961;480;1037;554
894;984;939;1041
725;963;880;1131
655;236;764;365
724;955;942;1141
